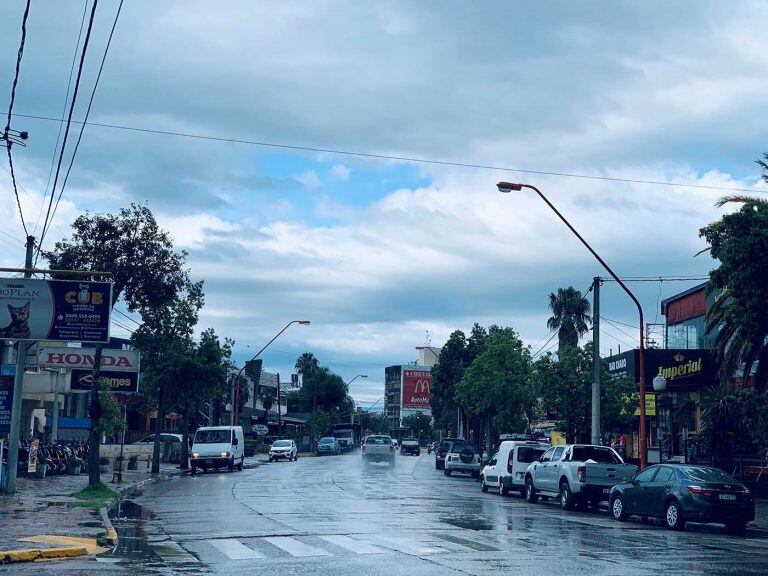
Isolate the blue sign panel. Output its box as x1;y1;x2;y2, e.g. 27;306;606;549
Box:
0;376;13;433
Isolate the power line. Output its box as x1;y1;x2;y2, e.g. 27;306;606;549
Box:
36;0;90;236
114;307;141;326
602;317;639;345
601;276;708;283
601;316;638;330
3;0;32;237
46;0;124;240
12;111;767;196
37;0;99;261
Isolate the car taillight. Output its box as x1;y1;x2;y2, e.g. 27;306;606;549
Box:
577;465;586;483
362;445;366;453
688;485;715;495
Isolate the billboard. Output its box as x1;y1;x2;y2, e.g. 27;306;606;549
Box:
606;348;716;392
38;347;139;372
0;279;112;342
70;369;139;394
402;368;432;408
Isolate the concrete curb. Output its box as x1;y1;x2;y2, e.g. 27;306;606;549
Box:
99;507;118;546
0;546;88;564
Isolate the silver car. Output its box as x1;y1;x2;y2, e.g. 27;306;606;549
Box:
444;442;481;478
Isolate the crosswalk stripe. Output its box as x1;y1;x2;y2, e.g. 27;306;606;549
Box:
365;534;445;555
319;535;386;554
149;540;199;564
208;538;265;559
263;536;332;557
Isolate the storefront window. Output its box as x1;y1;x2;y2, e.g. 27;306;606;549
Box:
666;316;715;349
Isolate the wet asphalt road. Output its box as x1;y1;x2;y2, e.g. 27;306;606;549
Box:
6;452;768;575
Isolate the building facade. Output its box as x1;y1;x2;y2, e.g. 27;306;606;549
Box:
383;346;440;430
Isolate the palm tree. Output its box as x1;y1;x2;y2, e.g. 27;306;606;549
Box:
547;286;591;354
259;386;276;414
295;352;319;381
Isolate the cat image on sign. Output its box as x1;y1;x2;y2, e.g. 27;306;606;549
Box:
0;301;31;339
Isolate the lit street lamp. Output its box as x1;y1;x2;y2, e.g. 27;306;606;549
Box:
232;320;310;426
497;181;649;469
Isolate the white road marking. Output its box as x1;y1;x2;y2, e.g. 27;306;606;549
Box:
319;535;387;554
363;534;445;555
263;536;332;557
149;540;199;564
208;538;265;559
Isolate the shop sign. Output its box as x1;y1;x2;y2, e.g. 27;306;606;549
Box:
606;349;716;391
0;376;13;433
633;393;656;416
38;346;139;372
401;369;432;408
70;369;139;394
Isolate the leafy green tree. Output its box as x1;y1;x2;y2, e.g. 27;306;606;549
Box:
700;188;768;390
359;412;389;435
95;380;125;438
259;386;277;413
701;382;768;459
44;204;189;486
547;286;591;354
298;366;348;412
455;329;535;450
402;412;433;443
306;408;332;441
430;330;467;435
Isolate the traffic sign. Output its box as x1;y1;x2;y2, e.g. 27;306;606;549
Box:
252;424;269;436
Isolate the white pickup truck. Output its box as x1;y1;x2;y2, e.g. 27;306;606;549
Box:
362;435;395;467
524;444;637;510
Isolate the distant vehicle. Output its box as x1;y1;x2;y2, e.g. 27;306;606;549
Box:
400;438;420;456
481;441;548;496
524;444;637;510
332;423;360;453
609;464;755;534
391;438;399;449
362;435;395;467
133;433;185;445
190;426;245;474
434;438;462;470
444;441;481;478
316;437;340;456
269;439;298;462
427;442;434;454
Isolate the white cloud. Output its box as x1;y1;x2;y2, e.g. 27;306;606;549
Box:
330;164;351;181
295;170;321;190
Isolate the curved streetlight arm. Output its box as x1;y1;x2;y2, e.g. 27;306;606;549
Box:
347;374;368;387
500;182;647;468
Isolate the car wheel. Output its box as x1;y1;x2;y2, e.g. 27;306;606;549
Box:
268;456;274;462
499;482;509;496
525;477;538;503
481;477;488;492
559;481;574;511
445;468;452;477
191;466;197;475
237;456;244;471
202;466;208;474
665;501;685;531
229;459;235;472
611;495;627;521
726;521;747;536
295;453;299;460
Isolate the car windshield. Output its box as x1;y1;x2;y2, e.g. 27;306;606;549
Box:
319;438;335;444
273;440;291;447
194;430;231;444
681;467;737;483
450;443;474;453
366;436;390;445
570;446;621;463
517;447;546;463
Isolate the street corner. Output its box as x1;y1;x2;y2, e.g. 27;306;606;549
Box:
0;534;103;564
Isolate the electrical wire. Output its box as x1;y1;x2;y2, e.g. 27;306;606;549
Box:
36;0;90;236
3;0;32;237
114;307;141;326
45;0;124;240
11;111;767;196
37;0;99;262
602;316;639;345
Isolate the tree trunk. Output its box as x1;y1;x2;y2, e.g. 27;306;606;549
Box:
180;408;189;471
87;346;104;487
151;385;165;474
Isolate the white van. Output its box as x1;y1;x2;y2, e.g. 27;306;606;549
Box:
480;440;549;496
190;426;245;474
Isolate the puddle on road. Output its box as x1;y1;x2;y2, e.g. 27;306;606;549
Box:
111;499;155;522
108;500;157;561
441;516;494;530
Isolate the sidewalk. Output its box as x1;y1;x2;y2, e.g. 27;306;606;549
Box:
754;498;768;532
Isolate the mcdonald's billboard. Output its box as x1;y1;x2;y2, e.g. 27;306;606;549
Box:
402;369;432;408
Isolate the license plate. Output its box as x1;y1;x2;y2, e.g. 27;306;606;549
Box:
719;494;736;501
205;459;213;464
603;488;610;494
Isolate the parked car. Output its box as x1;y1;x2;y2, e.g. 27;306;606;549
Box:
481;441;549;496
401;438;420;456
316;437;340;456
190;426;245;474
269;439;298;462
362;435;395;467
524;444;637;510
434;438;462;470
609;464;755;534
444;441;481;478
133;433;185;445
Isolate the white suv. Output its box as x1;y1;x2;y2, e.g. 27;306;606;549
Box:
269;439;298;461
444;442;481;478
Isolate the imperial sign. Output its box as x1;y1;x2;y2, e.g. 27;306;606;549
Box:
38;346;139;373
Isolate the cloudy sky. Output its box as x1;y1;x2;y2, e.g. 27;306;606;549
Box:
1;1;767;407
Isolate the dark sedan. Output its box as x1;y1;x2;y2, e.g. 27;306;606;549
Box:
609;464;755;534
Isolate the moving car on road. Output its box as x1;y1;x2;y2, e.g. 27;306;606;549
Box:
190;426;245;474
269;439;298;462
481;441;548;496
401;438;421;456
524;444;637;510
316;437;340;456
362;435;395;467
609;464;755;534
444;441;481;478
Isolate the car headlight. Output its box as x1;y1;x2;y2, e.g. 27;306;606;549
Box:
221;451;229;458
192;452;200;459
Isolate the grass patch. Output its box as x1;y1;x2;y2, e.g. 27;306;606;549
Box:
71;482;115;509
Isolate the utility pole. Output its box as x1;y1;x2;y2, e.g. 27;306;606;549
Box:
276;373;282;437
4;235;34;494
591;276;601;445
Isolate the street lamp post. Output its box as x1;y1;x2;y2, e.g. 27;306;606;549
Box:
347;375;367;425
497;182;648;469
231;320;310;427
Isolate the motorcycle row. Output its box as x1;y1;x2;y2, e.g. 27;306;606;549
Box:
1;437;90;477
